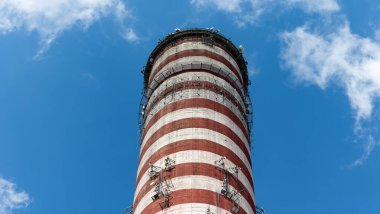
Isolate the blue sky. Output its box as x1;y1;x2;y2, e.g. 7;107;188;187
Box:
0;0;380;213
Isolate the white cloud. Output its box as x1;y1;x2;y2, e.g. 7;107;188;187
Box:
0;0;131;58
190;0;243;12
281;23;380;122
190;0;264;26
281;22;380;165
0;177;30;214
233;0;268;27
284;0;339;13
190;0;340;26
122;27;139;42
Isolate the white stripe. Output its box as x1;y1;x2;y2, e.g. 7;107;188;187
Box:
147;71;246;116
141;108;249;154
151;42;242;81
151;56;242;88
134;150;254;206
134;175;254;214
138;127;252;178
156;203;231;214
144;89;248;133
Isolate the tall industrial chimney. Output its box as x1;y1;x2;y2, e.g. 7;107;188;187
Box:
133;29;255;214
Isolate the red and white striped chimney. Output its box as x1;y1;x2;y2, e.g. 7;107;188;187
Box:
133;29;255;214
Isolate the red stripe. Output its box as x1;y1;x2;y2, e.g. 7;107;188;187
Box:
146;64;246;100
141;95;249;144
140;118;251;166
144;80;247;124
135;140;254;195
138;189;250;214
149;49;243;84
151;38;240;66
133;162;255;211
143;98;248;140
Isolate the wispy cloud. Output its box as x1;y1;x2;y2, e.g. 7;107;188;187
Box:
114;1;132;22
190;0;243;12
350;136;380;167
280;22;380;166
82;72;96;81
0;177;30;214
0;0;133;58
284;0;339;13
122;27;139;42
190;0;340;26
